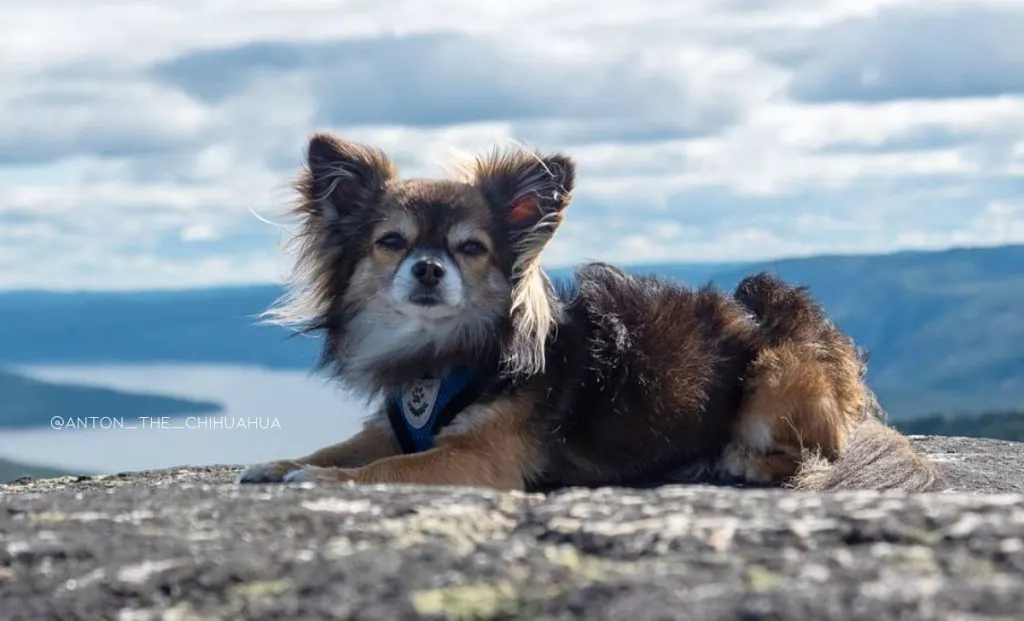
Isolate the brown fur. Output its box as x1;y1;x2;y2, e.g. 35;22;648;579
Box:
239;421;400;483
288;394;544;490
237;132;937;494
721;300;869;482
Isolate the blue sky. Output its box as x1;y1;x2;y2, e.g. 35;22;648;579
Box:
1;0;1022;290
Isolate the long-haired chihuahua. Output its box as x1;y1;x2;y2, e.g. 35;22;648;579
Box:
237;133;938;493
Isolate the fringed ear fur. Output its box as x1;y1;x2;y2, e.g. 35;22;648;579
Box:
297;133;397;222
472;148;575;248
263;134;397;334
470;148;577;377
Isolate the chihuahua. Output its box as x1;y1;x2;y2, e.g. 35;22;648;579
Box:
237;133;938;493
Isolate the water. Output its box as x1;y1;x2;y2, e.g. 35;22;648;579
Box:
0;364;371;474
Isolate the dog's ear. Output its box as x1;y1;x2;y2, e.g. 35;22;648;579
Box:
469;149;575;378
299;133;397;220
471;148;575;261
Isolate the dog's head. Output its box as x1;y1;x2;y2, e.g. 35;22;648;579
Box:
266;133;575;393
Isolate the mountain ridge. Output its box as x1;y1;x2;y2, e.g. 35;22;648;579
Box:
0;369;223;431
1;243;1021;420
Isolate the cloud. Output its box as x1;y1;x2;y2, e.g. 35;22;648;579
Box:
150;32;756;139
545;168;1024;266
774;4;1024;102
0;0;1022;290
0;78;212;165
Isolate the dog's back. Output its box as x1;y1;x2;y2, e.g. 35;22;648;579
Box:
534;263;763;487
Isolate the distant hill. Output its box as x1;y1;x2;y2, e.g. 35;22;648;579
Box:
0;286;314;369
0;457;79;483
0;370;223;430
0;243;1021;420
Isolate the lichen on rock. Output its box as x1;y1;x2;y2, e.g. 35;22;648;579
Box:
1;436;1023;620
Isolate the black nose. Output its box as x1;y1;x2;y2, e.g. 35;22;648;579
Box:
411;258;445;286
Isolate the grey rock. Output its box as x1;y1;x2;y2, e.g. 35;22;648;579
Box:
2;435;1024;620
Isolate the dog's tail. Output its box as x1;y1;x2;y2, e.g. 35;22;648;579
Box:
788;399;942;492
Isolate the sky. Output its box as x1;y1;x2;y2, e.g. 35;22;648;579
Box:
1;0;1022;291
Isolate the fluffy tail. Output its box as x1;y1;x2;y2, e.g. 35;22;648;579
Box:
789;413;942;492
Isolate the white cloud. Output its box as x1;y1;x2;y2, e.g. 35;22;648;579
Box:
0;79;211;166
894;200;1024;251
778;4;1024;102
179;224;220;242
0;0;1022;290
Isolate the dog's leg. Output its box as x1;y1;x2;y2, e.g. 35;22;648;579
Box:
718;341;864;485
282;396;544;490
237;420;398;483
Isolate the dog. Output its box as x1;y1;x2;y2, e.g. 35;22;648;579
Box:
237;133;938;493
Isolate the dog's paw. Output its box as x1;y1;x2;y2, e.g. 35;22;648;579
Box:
236;460;304;484
717;444;798;485
282;466;355;484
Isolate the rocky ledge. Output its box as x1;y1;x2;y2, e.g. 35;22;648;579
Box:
2;436;1024;621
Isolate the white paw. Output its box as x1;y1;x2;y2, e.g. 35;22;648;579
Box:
715;445;772;484
236;461;301;484
282;468;317;484
717;448;748;479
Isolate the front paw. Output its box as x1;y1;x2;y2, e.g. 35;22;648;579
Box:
236;459;305;484
282;466;355;484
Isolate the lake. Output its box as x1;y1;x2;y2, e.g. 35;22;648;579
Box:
0;364;371;475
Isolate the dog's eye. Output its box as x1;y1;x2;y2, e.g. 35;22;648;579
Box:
457;240;487;257
375;232;407;250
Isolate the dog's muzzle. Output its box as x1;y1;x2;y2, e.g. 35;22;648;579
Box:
411;257;445;287
408;257;446;306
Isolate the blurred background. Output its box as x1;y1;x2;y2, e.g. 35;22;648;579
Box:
1;0;1022;481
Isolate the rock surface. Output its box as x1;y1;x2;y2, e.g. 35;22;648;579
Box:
2;436;1024;621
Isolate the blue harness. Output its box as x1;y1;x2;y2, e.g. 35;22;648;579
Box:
387;367;483;453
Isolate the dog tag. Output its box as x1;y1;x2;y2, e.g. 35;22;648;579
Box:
401;378;443;430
